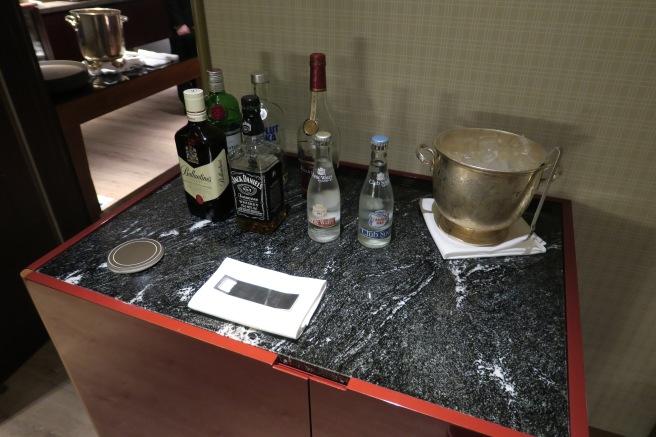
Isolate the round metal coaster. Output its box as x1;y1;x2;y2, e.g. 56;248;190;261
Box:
107;238;164;274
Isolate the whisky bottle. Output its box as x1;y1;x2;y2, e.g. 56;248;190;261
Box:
175;88;233;221
228;95;286;234
297;53;341;196
206;68;242;153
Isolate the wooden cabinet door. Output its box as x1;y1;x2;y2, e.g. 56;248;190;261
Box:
26;280;311;437
308;378;522;437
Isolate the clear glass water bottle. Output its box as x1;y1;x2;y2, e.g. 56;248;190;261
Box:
307;131;340;243
358;135;393;248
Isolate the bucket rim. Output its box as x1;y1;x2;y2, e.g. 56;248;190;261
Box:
434;128;548;174
68;8;123;15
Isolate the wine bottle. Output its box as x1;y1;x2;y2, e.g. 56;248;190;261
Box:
297;53;341;196
228;95;286;234
206;68;242;153
175;88;233;221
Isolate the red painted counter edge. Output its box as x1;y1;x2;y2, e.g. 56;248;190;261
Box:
560;198;589;437
22;269;278;366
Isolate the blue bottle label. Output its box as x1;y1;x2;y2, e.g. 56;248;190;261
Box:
359;225;392;239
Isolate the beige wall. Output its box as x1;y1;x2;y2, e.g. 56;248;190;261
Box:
202;1;656;435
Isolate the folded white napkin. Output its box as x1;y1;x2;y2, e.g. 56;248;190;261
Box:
188;258;327;339
136;49;179;67
420;198;546;259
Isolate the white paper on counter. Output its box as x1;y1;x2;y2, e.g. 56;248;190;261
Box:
420;198;546;259
188;258;326;339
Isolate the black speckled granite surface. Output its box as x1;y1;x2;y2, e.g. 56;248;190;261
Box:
37;163;569;436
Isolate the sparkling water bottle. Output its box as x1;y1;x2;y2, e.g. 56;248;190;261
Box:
307;132;340;243
358;135;394;248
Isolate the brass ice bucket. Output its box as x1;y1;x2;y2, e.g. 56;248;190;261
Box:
417;128;560;246
65;8;128;66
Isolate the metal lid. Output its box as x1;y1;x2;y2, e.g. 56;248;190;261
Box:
371;135;389;150
207;68;225;87
313;131;332;144
107;238;164;274
250;71;268;84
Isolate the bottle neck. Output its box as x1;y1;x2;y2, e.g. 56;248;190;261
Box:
242;109;265;137
187;109;207;123
208;80;226;93
316;143;332;163
310;65;327;92
370;149;388;167
253;82;270;101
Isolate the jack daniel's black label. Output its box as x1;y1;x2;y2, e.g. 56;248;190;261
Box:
230;162;283;221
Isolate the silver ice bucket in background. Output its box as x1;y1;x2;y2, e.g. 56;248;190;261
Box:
65;8;128;67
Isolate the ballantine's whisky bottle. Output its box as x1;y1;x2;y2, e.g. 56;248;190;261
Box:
175;89;233;221
228;95;286;234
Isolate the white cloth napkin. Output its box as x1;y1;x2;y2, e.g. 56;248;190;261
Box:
85;51;143;76
188;258;327;339
136;49;179;67
420;198;546;259
85;50;181;75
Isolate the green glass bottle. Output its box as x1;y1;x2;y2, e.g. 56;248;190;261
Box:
205;68;242;153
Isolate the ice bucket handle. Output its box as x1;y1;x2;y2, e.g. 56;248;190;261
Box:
526;147;562;240
64;14;78;28
416;144;439;172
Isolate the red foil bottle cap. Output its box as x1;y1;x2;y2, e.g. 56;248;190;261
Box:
309;53;327;92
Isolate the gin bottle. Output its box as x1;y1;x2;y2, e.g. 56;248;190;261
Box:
175;89;233;221
358;135;393;248
297;53;341;196
206;68;242;153
228;95;286;234
251;71;288;185
307;131;340;243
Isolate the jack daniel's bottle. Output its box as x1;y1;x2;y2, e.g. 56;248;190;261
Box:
228;95;286;234
175;89;233;221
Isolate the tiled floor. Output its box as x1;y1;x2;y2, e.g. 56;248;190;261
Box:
0;341;98;436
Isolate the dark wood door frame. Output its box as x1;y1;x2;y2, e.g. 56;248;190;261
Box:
1;0;92;382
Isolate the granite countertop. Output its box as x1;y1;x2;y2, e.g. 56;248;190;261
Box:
37;163;569;436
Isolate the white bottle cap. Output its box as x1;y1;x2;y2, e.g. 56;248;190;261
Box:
183;88;206;113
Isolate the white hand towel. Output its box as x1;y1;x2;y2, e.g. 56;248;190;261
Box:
188;258;327;339
420;198;546;259
136;49;179;67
